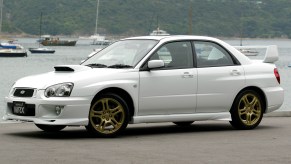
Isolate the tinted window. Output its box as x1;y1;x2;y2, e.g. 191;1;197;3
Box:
194;41;235;67
149;41;193;69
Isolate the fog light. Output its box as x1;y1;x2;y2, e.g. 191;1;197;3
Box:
55;106;64;115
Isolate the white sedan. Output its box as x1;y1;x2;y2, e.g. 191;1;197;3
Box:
4;36;284;137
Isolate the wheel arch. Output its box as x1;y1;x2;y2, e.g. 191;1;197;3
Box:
231;86;267;113
91;87;135;121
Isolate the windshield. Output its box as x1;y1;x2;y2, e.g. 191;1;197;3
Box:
82;39;158;68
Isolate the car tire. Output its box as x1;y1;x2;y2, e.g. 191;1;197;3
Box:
35;124;66;132
173;121;194;126
86;93;129;137
230;90;264;130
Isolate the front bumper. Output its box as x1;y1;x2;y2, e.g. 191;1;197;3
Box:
4;90;91;126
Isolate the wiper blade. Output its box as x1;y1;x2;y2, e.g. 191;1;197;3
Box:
108;64;133;68
85;63;107;68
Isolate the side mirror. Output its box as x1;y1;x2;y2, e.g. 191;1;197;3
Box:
148;60;165;69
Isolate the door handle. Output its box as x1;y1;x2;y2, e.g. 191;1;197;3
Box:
231;69;241;76
182;72;194;78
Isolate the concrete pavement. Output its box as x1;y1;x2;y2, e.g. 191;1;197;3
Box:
0;117;291;164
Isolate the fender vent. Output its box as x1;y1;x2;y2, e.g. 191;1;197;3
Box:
54;66;74;72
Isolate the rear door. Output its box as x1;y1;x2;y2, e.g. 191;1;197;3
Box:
194;41;245;113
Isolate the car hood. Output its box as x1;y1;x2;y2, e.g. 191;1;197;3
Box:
13;65;134;89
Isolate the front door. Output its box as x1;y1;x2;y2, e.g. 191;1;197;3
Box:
138;41;198;116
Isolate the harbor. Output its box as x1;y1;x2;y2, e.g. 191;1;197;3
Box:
0;0;291;162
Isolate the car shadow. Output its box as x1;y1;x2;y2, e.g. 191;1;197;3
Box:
3;122;275;140
122;123;274;138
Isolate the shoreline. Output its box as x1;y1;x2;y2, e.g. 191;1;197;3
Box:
1;33;291;41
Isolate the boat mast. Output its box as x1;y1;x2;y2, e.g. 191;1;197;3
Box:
156;16;159;33
94;0;99;35
39;12;42;47
0;0;3;34
188;1;193;35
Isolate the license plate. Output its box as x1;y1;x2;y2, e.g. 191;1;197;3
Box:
13;101;27;115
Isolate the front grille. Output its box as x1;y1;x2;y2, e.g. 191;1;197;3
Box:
13;88;35;97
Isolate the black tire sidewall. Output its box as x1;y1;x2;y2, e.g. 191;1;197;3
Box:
87;93;130;137
230;90;264;130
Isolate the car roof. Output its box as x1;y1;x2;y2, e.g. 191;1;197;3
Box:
123;35;219;42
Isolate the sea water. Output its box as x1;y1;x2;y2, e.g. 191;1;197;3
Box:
0;38;290;121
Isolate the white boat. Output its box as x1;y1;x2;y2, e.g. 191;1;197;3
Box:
90;0;111;46
91;34;111;45
150;27;170;36
29;47;55;53
234;46;260;56
0;1;26;57
239;49;259;56
79;34;111;45
0;42;27;57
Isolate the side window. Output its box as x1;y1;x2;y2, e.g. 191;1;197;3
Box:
149;41;193;69
194;41;235;67
153;47;172;65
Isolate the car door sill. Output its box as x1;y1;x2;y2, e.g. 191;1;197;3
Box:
131;112;231;124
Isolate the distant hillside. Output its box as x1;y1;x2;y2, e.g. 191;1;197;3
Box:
1;0;291;38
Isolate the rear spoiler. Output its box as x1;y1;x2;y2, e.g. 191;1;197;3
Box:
234;45;279;63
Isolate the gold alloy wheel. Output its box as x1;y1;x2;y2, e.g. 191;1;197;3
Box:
238;93;262;126
89;98;125;134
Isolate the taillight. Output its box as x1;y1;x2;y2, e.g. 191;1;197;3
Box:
274;68;280;84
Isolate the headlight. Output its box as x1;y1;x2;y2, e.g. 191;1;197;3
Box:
44;83;74;97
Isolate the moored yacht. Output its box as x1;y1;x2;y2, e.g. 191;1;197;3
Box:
150;27;170;36
0;42;27;57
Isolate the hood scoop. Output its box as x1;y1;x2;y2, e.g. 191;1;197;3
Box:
54;65;91;72
54;66;74;72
